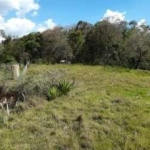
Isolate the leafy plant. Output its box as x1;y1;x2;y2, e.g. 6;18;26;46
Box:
57;80;74;95
47;86;59;100
14;70;66;98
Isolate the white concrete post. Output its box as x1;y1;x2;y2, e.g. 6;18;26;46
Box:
12;64;20;80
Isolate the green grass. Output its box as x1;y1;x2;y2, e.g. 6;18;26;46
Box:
0;64;150;150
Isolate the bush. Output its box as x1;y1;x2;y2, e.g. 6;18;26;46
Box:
0;69;74;112
2;55;16;64
46;80;75;100
47;86;59;100
57;80;74;95
14;69;66;99
0;69;67;103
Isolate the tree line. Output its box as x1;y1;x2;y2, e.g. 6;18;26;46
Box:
1;19;150;70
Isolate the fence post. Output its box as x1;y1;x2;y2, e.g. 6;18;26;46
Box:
12;64;20;80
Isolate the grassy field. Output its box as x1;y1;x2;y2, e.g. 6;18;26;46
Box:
0;64;150;150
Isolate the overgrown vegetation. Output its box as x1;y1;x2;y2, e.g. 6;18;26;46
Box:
0;67;74;115
0;64;150;150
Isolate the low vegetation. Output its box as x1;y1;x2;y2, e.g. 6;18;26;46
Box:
0;64;150;150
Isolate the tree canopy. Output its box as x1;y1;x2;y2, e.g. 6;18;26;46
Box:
1;20;150;70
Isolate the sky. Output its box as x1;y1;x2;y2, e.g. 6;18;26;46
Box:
0;0;149;40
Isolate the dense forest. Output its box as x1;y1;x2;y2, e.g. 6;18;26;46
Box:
0;19;150;70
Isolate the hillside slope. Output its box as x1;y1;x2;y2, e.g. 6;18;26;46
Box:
0;64;150;150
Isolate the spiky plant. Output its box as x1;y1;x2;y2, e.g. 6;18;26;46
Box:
47;86;59;100
57;80;74;95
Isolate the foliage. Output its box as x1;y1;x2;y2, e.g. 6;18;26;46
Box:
1;20;150;70
57;80;74;95
47;80;74;100
68;30;84;62
15;69;66;98
47;86;59;100
2;55;16;63
41;27;73;63
0;68;67;104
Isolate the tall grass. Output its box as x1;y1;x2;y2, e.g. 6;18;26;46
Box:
0;64;150;150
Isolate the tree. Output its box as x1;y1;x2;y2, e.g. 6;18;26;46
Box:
68;21;93;63
68;30;84;62
83;20;123;65
75;21;93;34
129;20;137;29
23;32;42;63
125;28;150;69
41;27;73;63
2;36;17;63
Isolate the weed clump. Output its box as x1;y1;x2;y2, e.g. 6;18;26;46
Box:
47;80;75;100
47;86;59;100
0;69;74;113
57;80;74;95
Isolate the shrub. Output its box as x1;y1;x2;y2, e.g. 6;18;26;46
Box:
57;80;74;95
2;55;16;64
46;80;75;100
47;86;59;100
14;69;66;99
